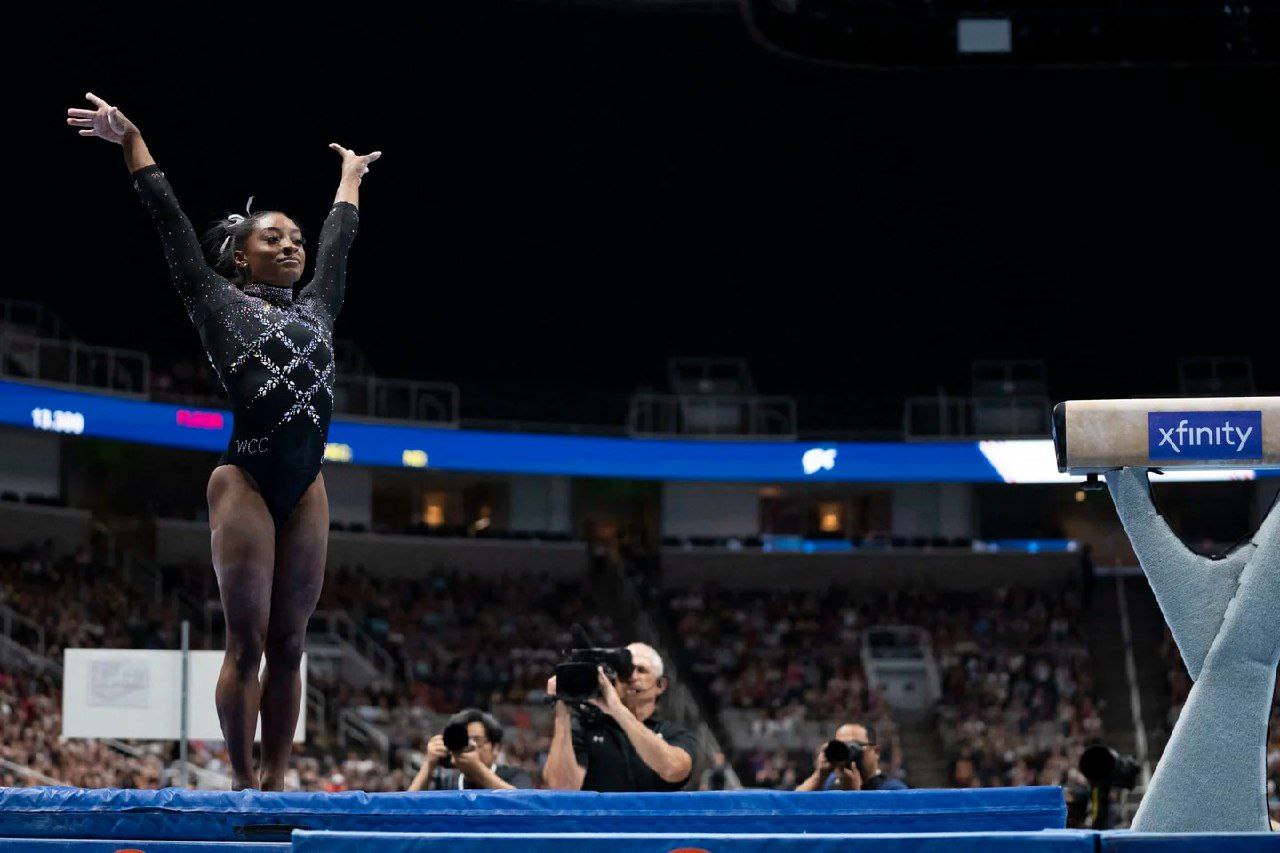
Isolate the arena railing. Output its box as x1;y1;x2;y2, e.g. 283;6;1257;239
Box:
627;392;798;439
310;610;396;682
861;625;942;711
0;322;461;426
201;602;395;686
149;372;462;427
0;634;57;678
0;297;81;342
307;682;328;737
1114;576;1152;787
331;376;460;427
0;601;46;658
903;394;1052;439
0;757;64;787
338;707;391;763
166;759;232;790
0;328;150;398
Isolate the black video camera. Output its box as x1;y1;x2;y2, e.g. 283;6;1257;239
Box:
554;624;634;707
1079;744;1140;790
1078;742;1141;829
823;739;865;769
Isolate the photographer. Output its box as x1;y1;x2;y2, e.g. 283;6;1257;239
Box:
407;709;533;791
543;642;696;792
795;722;907;792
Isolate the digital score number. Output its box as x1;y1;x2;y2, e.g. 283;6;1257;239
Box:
30;408;85;435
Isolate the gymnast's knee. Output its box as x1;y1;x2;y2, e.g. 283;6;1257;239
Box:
264;629;306;674
223;629;266;680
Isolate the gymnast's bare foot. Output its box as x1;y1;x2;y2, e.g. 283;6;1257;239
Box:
231;772;259;791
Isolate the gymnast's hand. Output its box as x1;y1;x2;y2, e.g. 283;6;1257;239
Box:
66;92;138;144
329;143;382;179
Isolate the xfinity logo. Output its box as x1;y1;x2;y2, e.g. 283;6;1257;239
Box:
1148;411;1262;461
802;447;837;475
1155;422;1254;452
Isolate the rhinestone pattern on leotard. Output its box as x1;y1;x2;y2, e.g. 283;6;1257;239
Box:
220;291;336;429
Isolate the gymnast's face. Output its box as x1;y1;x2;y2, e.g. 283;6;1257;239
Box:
234;213;305;287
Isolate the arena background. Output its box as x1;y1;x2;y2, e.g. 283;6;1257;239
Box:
3;0;1279;841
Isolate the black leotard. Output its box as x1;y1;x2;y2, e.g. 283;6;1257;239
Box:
132;165;358;528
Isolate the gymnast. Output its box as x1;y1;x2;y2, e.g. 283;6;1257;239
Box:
67;92;380;790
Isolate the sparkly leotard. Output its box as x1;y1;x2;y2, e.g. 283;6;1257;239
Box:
132;165;358;527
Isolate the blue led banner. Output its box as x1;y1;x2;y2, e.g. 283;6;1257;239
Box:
0;380;1267;483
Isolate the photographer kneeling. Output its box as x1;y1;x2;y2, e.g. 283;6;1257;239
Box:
796;722;907;792
408;708;533;791
543;642;696;792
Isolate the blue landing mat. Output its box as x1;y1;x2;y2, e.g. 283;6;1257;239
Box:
292;830;1097;852
1099;832;1280;851
0;787;1066;841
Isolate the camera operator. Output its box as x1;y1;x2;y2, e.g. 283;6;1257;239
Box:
407;708;533;791
543;642;696;792
795;722;907;792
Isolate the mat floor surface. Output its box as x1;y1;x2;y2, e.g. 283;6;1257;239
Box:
0;788;1274;851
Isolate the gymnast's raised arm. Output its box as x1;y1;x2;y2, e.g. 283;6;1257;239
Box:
66;92;234;325
298;144;381;321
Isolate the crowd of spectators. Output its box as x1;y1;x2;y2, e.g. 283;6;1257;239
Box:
1;542;181;658
2;540;1140;800
666;586;889;723
314;566;615;713
0;670;166;788
665;584;1099;791
664;584;902;788
934;587;1099;790
0;541;615;790
0;543;176;788
298;565;619;785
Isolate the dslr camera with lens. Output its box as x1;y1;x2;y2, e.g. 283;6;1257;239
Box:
436;718;474;768
823;738;865;770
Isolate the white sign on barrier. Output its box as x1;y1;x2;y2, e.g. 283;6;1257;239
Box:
62;649;305;743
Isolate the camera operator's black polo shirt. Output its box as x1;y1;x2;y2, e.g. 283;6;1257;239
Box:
571;713;697;792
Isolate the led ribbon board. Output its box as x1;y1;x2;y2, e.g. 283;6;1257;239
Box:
1;380;1272;483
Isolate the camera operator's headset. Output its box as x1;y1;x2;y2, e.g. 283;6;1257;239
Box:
631;671;670;697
